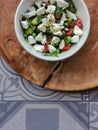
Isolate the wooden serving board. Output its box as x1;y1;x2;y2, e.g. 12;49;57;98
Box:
0;0;98;91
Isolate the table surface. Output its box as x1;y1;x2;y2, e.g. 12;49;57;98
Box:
0;56;98;130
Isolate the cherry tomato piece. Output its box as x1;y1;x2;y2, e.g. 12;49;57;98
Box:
62;44;70;51
69;21;75;28
76;18;83;28
44;41;50;53
66;28;73;36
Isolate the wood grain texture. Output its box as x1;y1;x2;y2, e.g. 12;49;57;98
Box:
0;0;98;91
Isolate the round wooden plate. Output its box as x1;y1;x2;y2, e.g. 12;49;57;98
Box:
0;0;98;91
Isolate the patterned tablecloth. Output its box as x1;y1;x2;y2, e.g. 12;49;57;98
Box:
0;55;98;130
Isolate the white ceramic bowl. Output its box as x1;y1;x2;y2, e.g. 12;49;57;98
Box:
14;0;90;61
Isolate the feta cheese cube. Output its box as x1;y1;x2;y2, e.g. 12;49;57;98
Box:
28;36;36;44
38;23;46;33
42;3;46;7
51;23;64;32
41;35;47;44
64;27;69;31
57;0;69;8
23;11;36;18
60;13;66;25
43;0;49;2
47;14;55;23
41;18;47;23
71;35;80;43
66;9;77;20
48;45;56;53
51;36;60;43
52;23;64;29
28;6;36;12
41;18;49;26
37;7;46;15
35;0;43;8
53;31;63;36
21;21;29;29
33;45;45;53
46;5;56;13
50;0;56;4
35;32;43;42
59;40;65;49
74;25;83;36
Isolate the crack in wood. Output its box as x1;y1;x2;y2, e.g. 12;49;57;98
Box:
41;62;62;88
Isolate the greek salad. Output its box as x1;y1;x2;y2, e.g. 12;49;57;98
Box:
21;0;83;56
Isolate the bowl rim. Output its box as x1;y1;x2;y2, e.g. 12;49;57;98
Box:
14;0;90;61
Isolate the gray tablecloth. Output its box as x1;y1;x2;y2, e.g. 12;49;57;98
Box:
0;56;97;130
